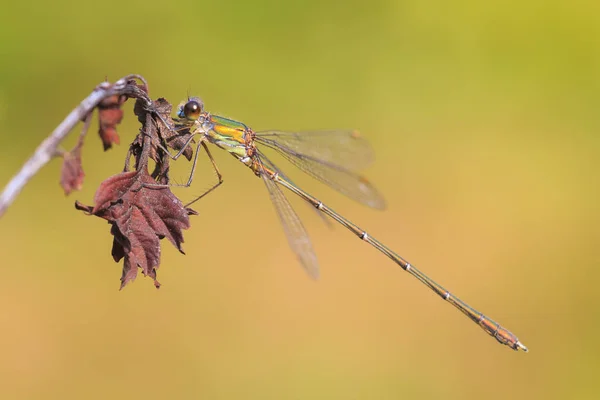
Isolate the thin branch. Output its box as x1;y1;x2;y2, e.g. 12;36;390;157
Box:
0;75;149;218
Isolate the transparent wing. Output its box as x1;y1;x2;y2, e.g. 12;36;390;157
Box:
257;153;320;279
255;134;386;210
262;153;333;229
256;130;374;171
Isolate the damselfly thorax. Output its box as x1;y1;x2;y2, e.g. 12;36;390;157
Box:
205;114;266;176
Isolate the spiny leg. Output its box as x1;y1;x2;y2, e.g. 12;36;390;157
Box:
144;138;204;189
184;142;224;207
156;126;198;161
150;108;197;161
143;140;224;203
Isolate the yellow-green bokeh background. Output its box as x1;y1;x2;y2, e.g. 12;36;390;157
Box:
1;1;598;399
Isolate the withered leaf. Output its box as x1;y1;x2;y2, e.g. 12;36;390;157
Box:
134;98;194;162
60;147;85;195
156;98;195;161
98;95;126;151
75;170;196;289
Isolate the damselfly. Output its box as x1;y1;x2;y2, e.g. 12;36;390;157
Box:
162;97;527;352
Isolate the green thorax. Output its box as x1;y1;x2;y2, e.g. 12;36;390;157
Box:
206;114;250;158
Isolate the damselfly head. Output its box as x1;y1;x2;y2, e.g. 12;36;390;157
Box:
177;97;204;120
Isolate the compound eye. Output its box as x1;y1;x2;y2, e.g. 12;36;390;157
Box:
183;100;202;120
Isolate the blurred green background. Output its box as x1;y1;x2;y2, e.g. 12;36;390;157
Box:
1;0;598;399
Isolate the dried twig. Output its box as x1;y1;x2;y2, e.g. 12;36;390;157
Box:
0;74;149;217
